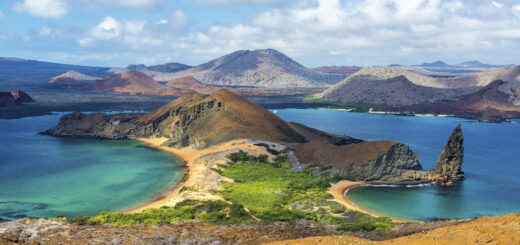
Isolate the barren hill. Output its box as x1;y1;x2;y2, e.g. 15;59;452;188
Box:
163;49;347;88
49;77;83;85
52;70;101;81
266;213;520;245
399;80;520;119
318;66;520;107
84;71;165;94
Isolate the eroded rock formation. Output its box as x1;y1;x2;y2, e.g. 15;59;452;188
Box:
432;124;464;180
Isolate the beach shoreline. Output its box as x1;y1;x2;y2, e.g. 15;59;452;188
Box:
329;180;411;223
123;137;414;222
123;138;280;213
123;137;190;213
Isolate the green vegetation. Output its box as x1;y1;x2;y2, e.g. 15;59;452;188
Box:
480;116;504;123
216;151;396;231
59;200;255;226
61;151;395;233
303;95;386;112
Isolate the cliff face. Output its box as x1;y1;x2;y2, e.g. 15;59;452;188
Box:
295;140;430;183
433;124;464;180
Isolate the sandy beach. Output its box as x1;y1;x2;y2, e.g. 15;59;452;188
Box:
126;137;410;222
329;180;409;222
126;137;285;213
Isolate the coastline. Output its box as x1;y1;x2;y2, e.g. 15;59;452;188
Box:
123;137;190;213
124;138;280;213
124;137;413;222
329;180;411;223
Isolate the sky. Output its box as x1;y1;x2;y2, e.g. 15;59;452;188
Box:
0;0;520;67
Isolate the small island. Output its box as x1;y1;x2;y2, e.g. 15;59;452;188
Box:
38;89;465;226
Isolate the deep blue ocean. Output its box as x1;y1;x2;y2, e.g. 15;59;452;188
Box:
0;113;183;220
275;109;520;220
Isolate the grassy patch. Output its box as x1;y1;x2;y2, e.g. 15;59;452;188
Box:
64;200;255;226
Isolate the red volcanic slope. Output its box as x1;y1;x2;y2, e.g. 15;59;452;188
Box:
85;71;165;93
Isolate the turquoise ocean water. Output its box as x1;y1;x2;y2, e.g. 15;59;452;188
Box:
0;113;183;220
275;109;520;221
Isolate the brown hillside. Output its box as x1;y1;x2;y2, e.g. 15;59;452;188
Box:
166;76;205;88
266;213;520;245
399;80;520;119
133;89;307;148
84;71;165;94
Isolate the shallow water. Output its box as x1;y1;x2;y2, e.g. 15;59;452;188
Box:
0;113;183;220
275;109;520;220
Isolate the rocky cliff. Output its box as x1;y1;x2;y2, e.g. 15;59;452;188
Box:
42;90;464;183
433;124;464;180
295;124;465;183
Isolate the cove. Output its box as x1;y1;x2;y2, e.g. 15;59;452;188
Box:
0;113;183;220
275;108;520;221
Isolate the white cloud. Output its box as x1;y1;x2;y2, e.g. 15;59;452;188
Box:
170;11;187;30
491;1;503;8
92;16;121;40
156;19;168;25
38;26;52;36
13;0;69;18
81;0;163;9
79;16;164;49
0;11;5;20
513;4;520;18
70;0;520;66
195;0;280;5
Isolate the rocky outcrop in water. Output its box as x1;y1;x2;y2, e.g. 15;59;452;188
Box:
432;124;464;180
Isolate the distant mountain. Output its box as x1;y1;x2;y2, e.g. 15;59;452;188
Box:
52;70;101;81
162;49;347;88
458;60;512;69
317;65;520;119
458;60;485;67
84;71;165;94
163;76;263;96
311;66;361;75
317;71;468;106
398;80;520;120
127;63;192;73
0;57;109;75
0;90;35;107
420;60;451;67
166;76;205;89
49;77;84;85
0;57;111;90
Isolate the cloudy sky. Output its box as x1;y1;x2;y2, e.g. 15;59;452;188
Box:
1;0;520;67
